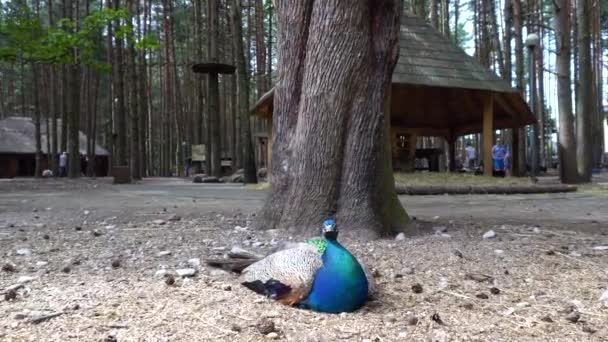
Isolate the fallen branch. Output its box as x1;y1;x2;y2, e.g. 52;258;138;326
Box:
0;283;24;295
28;312;64;324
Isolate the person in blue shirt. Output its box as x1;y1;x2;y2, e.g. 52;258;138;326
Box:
492;142;506;177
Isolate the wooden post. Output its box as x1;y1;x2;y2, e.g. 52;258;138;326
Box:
408;133;417;172
511;128;520;176
447;132;456;172
266;119;272;172
483;94;494;176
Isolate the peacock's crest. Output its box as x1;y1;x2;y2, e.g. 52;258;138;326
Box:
306;238;327;255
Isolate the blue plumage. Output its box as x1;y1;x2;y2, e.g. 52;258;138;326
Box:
222;218;370;313
300;231;369;313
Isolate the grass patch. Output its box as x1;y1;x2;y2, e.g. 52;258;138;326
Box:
393;172;529;187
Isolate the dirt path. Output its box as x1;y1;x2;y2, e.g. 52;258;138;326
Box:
1;178;607;341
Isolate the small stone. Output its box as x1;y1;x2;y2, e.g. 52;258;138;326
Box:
411;283;423;293
222;284;232;291
402;267;414;275
395;233;406;241
231;324;242;332
155;270;168;277
234;225;248;231
372;269;382;278
71;304;80;310
75;226;82;231
592;246;608;251
187;258;201;268
540;315;554;323
452;250;463;258
17;276;35;283
516;302;530;307
176;268;197;278
252;242;264;247
482;230;496;239
92;230;102;237
490;287;501;295
257;318;275;334
157;251;172;257
533;227;541;234
545;250;556;255
433;226;448;234
582;325;597;334
168;215;181;222
266;332;279;339
2;263;17;272
16;248;32;256
494;249;504;255
61;266;71;273
165;275;176;286
263;311;280;318
14;313;27;320
111;260;121;268
431;312;444;325
209;269;228;277
565;311;580;323
36;261;48;267
84;210;90;215
600;290;608;306
153;219;166;225
407;315;418;325
476;293;489;299
42;234;50;240
461;302;474;310
4;290;17;301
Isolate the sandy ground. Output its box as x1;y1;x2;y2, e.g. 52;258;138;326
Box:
1;178;607;341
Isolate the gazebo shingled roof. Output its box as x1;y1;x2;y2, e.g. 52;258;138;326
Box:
252;14;535;139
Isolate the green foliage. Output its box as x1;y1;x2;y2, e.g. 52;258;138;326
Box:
0;4;155;72
452;22;472;49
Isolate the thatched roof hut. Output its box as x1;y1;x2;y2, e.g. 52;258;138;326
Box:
252;14;535;176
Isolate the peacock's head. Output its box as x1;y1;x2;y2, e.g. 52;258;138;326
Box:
322;218;338;240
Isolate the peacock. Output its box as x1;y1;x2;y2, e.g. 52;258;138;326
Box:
206;219;371;313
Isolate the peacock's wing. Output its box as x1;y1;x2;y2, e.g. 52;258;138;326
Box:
239;244;323;305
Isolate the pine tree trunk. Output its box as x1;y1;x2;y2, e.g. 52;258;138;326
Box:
512;0;526;175
554;0;578;183
207;0;222;177
114;0;128;167
67;0;80;179
254;0;409;238
232;0;257;183
254;0;267;96
33;64;42;178
128;0;141;179
575;0;592;181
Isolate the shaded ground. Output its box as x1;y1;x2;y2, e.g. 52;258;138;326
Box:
1;178;607;341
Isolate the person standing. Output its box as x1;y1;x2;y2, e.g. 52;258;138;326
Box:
59;152;68;177
465;144;477;169
492;142;506;177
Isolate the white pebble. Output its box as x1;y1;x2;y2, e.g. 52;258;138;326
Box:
176;268;197;278
266;332;279;339
592;246;608;251
482;230;497;239
16;248;31;256
157;251;172;257
153;220;166;225
35;261;48;267
395;233;406;241
188;258;201;268
17;276;35;283
83;210;90;215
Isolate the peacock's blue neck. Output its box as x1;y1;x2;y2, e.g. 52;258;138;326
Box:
301;238;369;313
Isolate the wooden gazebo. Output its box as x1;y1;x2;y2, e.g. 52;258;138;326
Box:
252;14;535;176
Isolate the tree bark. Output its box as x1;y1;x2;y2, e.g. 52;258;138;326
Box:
254;0;410;238
67;0;80;178
512;0;526;175
114;0;128;167
207;0;222;177
33;64;42;178
128;0;141;180
232;0;258;183
575;0;592;181
554;0;578;183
